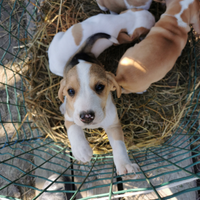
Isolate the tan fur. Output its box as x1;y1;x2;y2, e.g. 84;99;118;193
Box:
58;67;80;117
117;28;131;44
131;27;150;40
127;0;150;7
116;0;200;93
58;79;65;102
72;24;83;46
106;117;124;141
65;120;75;129
106;72;122;98
89;63;121;99
89;64;109;110
117;27;150;44
97;0;126;13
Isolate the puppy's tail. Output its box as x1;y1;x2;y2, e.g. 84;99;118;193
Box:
65;33;118;69
80;33;119;53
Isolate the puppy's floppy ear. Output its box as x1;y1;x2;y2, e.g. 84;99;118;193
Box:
106;72;121;98
58;79;66;103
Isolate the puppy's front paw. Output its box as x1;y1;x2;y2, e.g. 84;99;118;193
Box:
116;162;140;178
71;141;93;163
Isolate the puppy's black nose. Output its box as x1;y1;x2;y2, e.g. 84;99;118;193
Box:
80;111;95;124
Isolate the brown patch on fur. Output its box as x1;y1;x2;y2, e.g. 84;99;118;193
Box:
97;0;126;13
117;28;133;44
96;0;103;7
60;67;80;118
106;72;121;98
72;24;83;46
180;0;200;33
131;27;150;40
127;0;149;7
65;120;74;129
89;63;108;111
165;0;182;15
106;119;124;141
58;79;66;102
90;63;107;83
117;27;150;44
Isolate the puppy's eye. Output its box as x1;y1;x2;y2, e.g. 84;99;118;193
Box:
68;88;75;96
95;84;105;93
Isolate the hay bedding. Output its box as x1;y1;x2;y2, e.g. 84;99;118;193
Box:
22;0;200;154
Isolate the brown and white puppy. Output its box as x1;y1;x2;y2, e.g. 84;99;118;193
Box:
48;9;155;76
96;0;152;14
116;0;200;94
58;35;139;176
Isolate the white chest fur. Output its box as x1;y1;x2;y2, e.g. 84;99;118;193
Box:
62;93;117;130
82;93;117;130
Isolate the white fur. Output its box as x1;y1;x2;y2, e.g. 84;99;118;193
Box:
96;0;152;12
107;131;140;176
48;10;155;77
124;0;152;10
109;140;139;176
68;124;93;163
60;88;118;129
136;90;146;94
91;37;118;57
73;61;105;127
174;0;194;27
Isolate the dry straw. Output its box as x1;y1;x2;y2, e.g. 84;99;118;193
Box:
21;0;200;154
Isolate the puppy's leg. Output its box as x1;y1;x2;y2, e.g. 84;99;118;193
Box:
65;121;93;163
106;122;140;177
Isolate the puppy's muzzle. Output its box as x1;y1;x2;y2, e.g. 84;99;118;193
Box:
80;111;95;124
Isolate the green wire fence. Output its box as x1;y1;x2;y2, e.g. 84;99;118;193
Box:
0;0;200;199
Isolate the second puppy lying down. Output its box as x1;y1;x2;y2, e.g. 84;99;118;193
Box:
116;0;200;94
59;35;139;176
48;9;155;77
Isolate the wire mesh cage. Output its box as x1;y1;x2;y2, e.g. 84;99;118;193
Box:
0;0;200;199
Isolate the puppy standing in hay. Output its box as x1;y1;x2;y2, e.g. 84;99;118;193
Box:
57;34;140;176
116;0;200;94
96;0;152;14
48;9;155;76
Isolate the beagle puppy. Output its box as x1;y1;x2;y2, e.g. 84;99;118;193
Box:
58;34;139;176
116;0;200;94
96;0;152;14
48;9;155;77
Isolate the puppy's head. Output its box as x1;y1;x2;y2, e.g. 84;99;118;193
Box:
58;60;121;127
